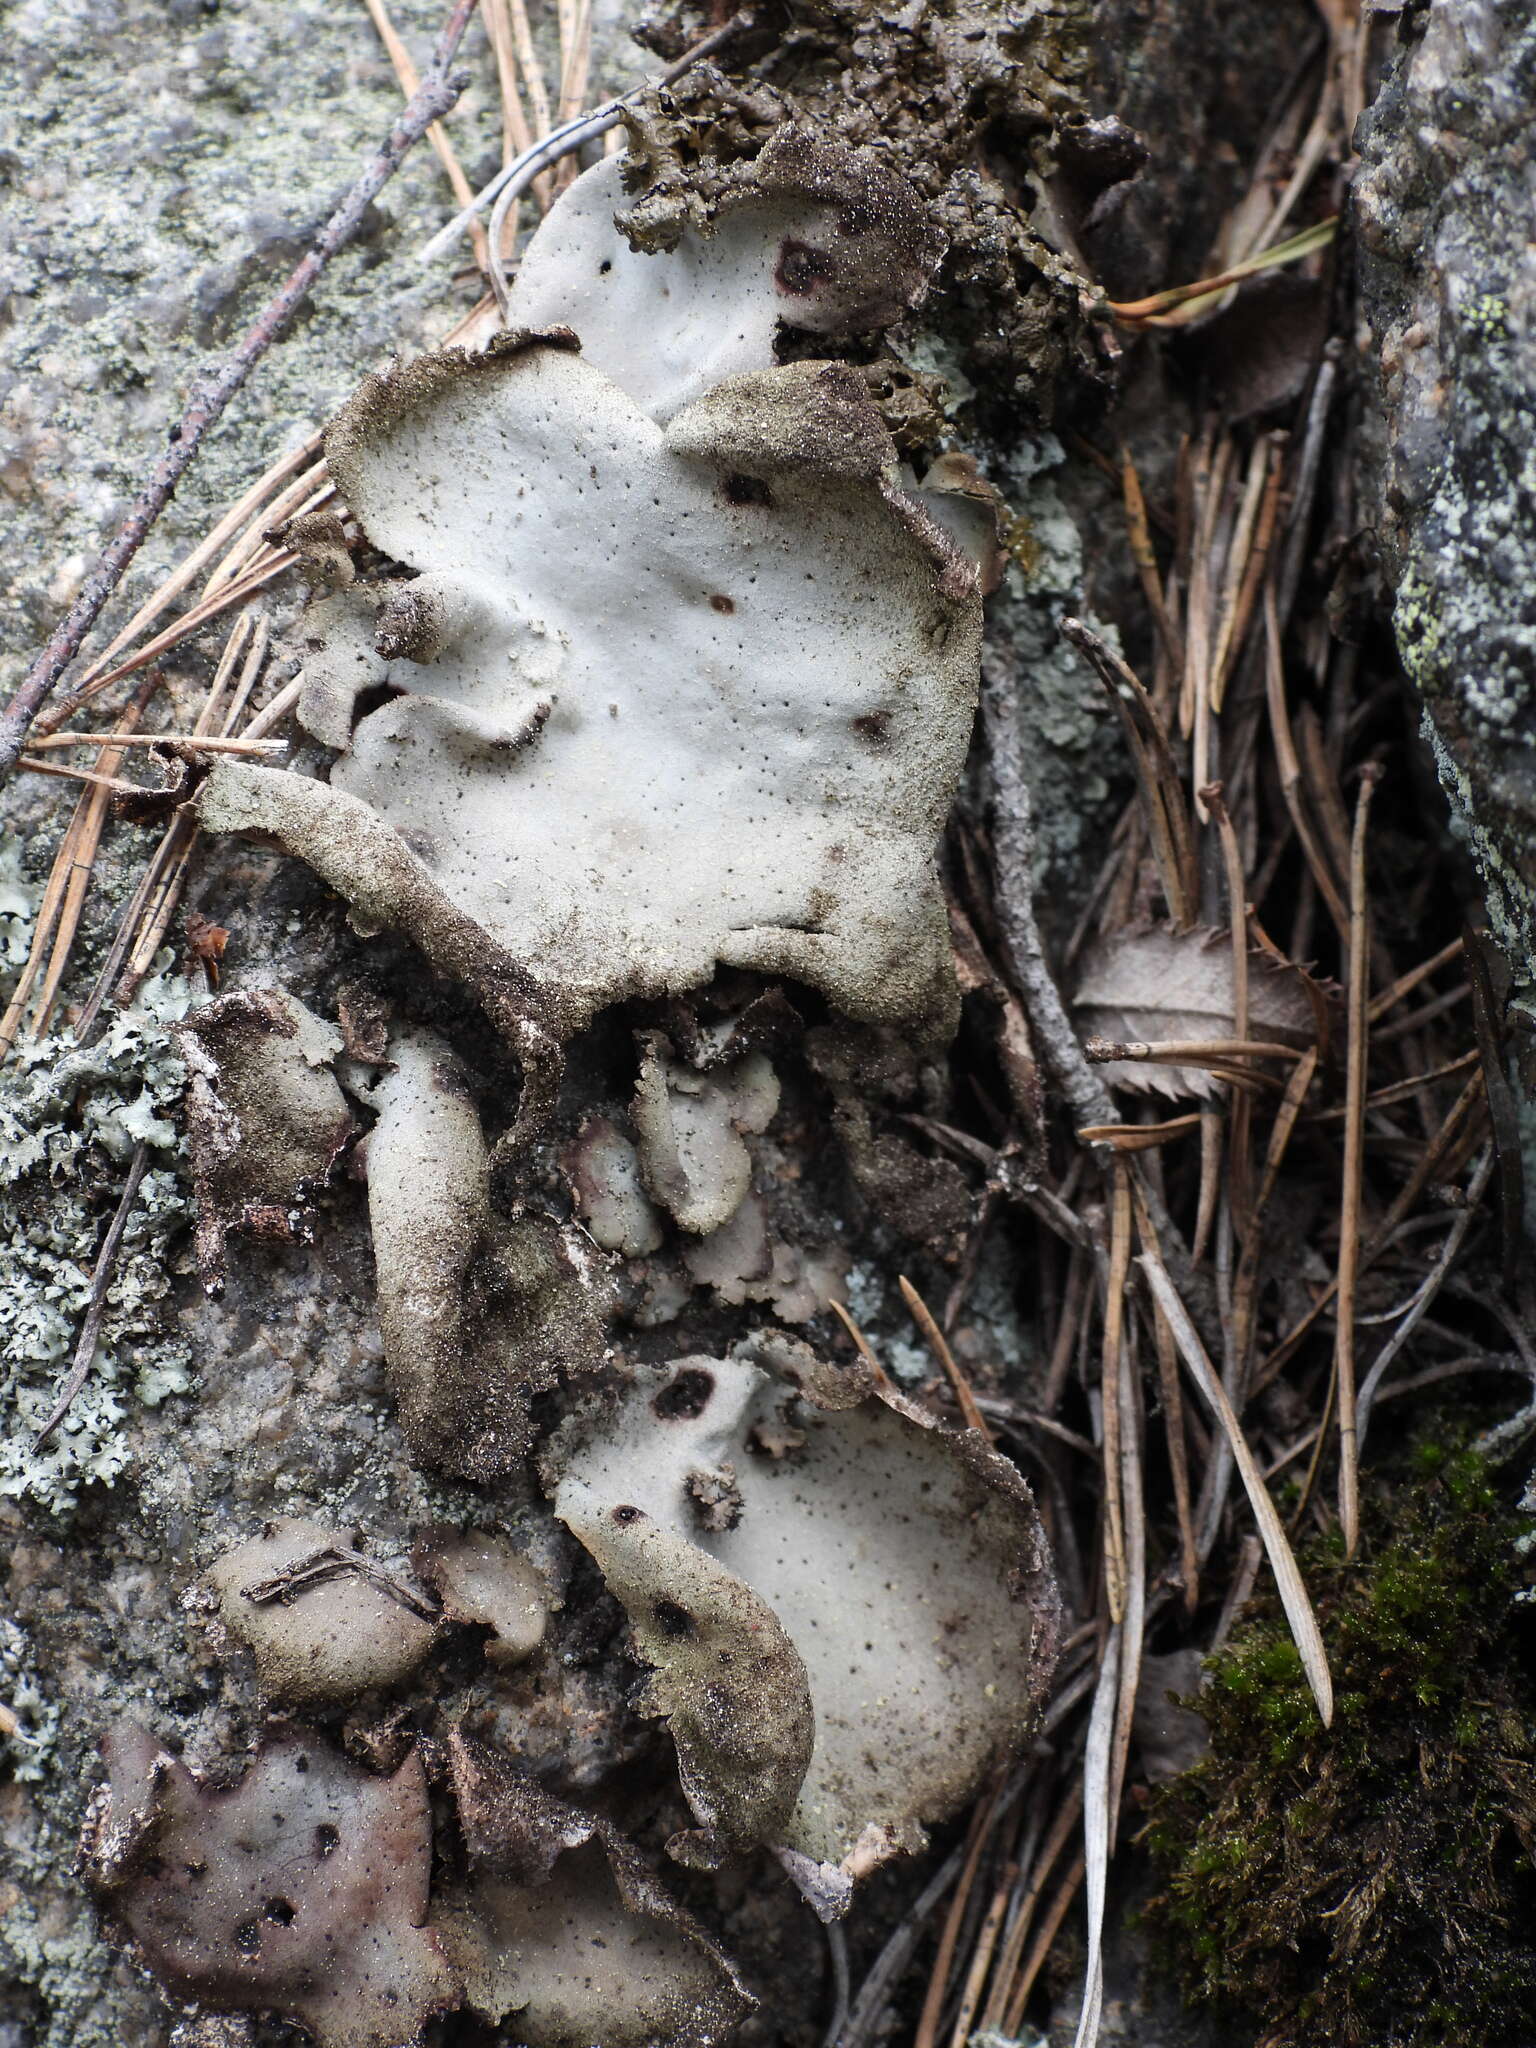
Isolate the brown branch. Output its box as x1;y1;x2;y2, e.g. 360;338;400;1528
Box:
1336;762;1382;1557
982;647;1116;1130
0;0;479;778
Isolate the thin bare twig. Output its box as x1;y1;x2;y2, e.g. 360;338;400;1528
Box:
1337;764;1382;1556
984;649;1117;1128
0;0;478;776
1356;1146;1498;1447
33;1145;152;1448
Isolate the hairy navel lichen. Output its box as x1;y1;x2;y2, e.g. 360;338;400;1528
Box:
1143;1441;1536;2048
549;1340;1061;1908
210;1515;438;1705
84;1723;457;2048
195;130;992;1053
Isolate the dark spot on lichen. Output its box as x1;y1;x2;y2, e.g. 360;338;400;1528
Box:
314;1823;339;1857
776;238;835;296
233;1918;262;1958
264;1896;295;1925
612;1504;645;1525
722;472;773;508
852;710;890;744
709;593;736;614
653;1368;715;1421
654;1599;695;1638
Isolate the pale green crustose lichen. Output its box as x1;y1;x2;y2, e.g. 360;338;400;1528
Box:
0;961;195;1514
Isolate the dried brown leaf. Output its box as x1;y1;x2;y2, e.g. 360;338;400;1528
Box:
1073;923;1324;1099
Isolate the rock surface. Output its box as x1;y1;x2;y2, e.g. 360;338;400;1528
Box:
1355;0;1536;1009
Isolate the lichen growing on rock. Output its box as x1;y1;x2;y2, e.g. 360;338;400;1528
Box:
1143;1441;1536;2048
83;1724;457;2048
550;1341;1061;1905
439;1729;753;2045
357;1022;611;1479
209;1514;438;1705
618;0;1098;402
0;965;194;1514
179;986;354;1291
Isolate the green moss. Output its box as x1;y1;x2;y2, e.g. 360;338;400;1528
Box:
1144;1443;1536;2048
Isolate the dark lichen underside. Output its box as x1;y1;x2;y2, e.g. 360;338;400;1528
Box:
1143;1439;1536;2048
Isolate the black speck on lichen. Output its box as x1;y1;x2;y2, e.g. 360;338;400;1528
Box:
1143;1437;1536;2048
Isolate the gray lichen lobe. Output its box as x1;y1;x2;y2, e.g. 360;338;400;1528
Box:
1355;0;1536;999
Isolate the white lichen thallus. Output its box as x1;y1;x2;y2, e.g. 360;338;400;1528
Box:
418;13;750;320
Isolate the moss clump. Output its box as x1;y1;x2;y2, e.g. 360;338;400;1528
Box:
1144;1442;1536;2048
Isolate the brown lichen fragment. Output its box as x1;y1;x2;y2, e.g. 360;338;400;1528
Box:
438;1732;753;2046
632;1033;779;1237
554;1481;816;1864
362;1025;610;1482
806;1022;973;1256
686;1462;743;1534
550;1347;1060;1890
277;508;355;589
82;1725;457;2048
178;986;354;1293
209;1516;437;1706
413;1529;550;1667
618;9;1097;401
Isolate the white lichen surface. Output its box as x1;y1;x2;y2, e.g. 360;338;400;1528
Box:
197;133;983;1043
552;1347;1060;1895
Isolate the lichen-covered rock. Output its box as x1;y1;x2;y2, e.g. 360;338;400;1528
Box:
548;1343;1060;1901
0;968;193;1513
438;1730;752;2045
83;1724;457;2048
1355;0;1536;1006
209;1515;437;1704
179;987;353;1291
